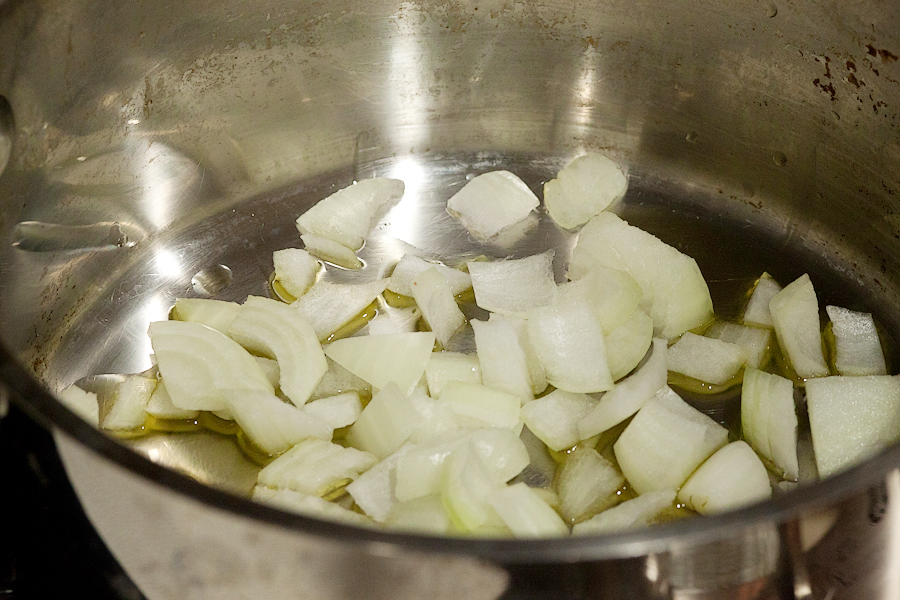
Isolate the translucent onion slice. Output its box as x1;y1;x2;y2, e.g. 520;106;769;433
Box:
467;427;531;484
527;297;614;393
560;265;643;334
101;375;156;431
228;296;327;407
667;332;747;385
272;248;320;299
806;375;900;477
446;170;540;241
677;441;772;515
385;494;453;534
292;278;389;342
324;331;436;396
467;251;557;318
295;177;405;251
440;442;506;532
257;438;378;496
145;380;199;420
254;356;281;389
365;304;421;336
826;305;887;376
252;485;374;527
408;389;461;442
705;321;771;370
410;267;466;348
487;483;569;538
424;351;482;399
521;389;598;452
741;272;782;328
149;320;273;411
171;298;240;333
345;382;421;459
613;387;728;494
769;274;829;379
303;392;363;430
578;338;667;440
224;390;332;456
568;212;714;339
299;233;363;270
503;315;548;395
557;447;625;523
345;444;412;522
57;385;100;427
394;430;471;502
310;357;371;401
472;317;533;402
543;152;628;230
604;309;654;382
438;381;521;429
572;490;675;535
387;254;472;297
741;368;799;480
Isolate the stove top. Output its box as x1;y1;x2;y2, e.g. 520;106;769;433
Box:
0;405;144;600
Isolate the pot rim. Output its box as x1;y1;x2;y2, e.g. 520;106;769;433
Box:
3;343;894;564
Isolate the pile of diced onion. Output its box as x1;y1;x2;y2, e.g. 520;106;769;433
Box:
59;153;900;538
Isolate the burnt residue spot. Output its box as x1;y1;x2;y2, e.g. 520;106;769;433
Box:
814;78;836;101
848;73;863;88
847;60;857;71
866;44;899;62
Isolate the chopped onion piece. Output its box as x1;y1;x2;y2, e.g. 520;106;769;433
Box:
408;389;461;442
272;248;319;299
149;320;273;411
557;447;624;523
560;266;643;334
605;309;654;382
740;368;799;480
467;251;557;318
467;427;531;484
487;483;569;538
304;392;363;430
252;485;374;527
101;375;155;430
394;430;471;502
258;438;378;496
667;332;747;385
614;387;728;494
568;212;714;339
292;278;388;342
229;296;327;407
572;490;676;535
324;331;435;395
171;298;240;333
579;338;667;439
296;177;405;251
424;352;481;399
503;315;548;394
346;444;412;522
806;375;900;477
677;441;772;515
439;381;521;429
472;317;533;401
57;385;100;427
366;304;421;336
224;390;332;455
446;171;540;241
410;267;466;348
826;305;887;376
385;494;453;534
705;321;771;369
299;233;363;270
253;356;281;388
345;382;421;459
527;296;613;393
146;380;199;420
387;254;472;297
522;390;598;451
769;274;829;379
741;272;782;328
543;152;628;229
440;442;506;532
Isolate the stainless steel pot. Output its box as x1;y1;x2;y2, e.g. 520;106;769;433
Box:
1;0;899;598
